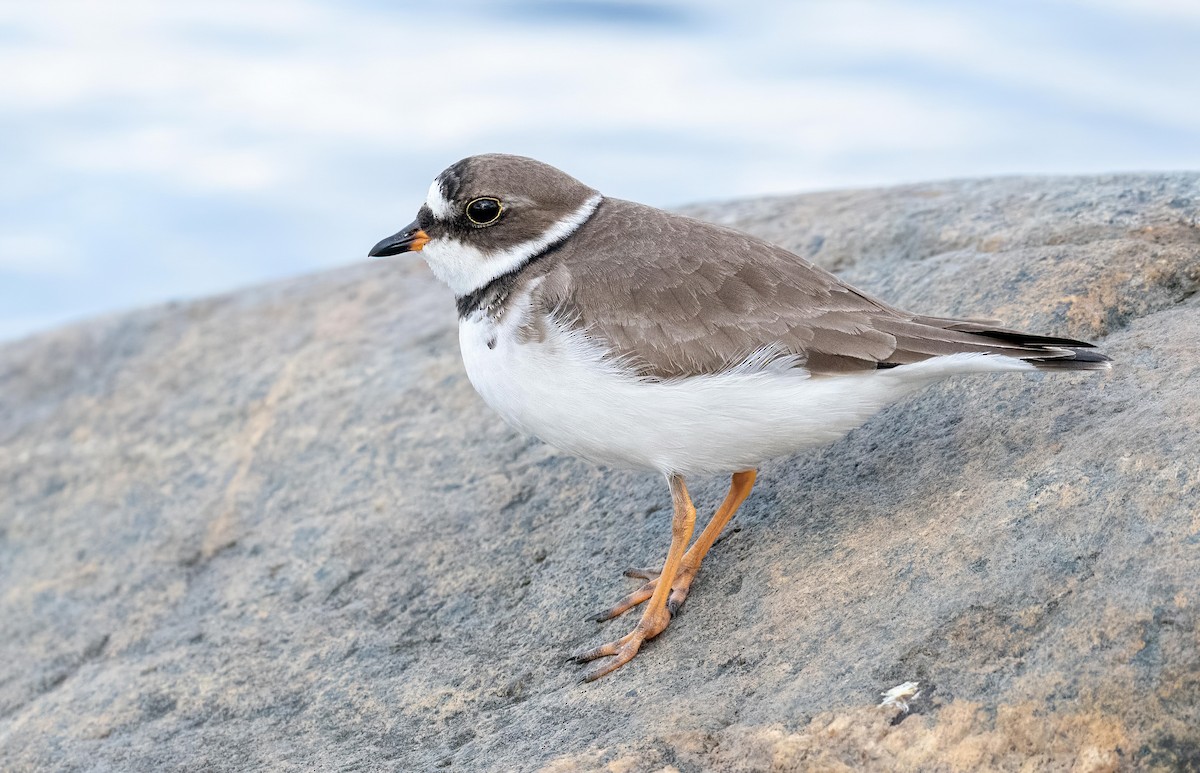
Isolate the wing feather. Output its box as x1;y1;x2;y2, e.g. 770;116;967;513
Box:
521;199;1105;377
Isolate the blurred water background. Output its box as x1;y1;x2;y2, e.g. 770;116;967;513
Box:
2;0;1199;341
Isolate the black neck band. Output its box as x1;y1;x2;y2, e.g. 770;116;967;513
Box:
453;216;587;319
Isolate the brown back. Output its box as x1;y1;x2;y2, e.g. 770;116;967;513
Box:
519;198;1102;378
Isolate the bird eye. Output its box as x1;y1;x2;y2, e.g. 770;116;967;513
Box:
465;197;503;226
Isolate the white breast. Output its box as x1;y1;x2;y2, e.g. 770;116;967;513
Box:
458;302;1034;476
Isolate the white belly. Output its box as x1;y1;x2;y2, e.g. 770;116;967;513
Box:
458;312;1032;476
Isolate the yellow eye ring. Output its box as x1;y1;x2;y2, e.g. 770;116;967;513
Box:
465;197;503;226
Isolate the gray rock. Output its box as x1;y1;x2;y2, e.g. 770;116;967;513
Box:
1;174;1198;772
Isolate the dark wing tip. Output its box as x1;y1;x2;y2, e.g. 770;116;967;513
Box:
1029;347;1113;371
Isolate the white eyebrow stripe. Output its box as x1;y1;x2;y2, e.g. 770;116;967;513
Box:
426;178;455;220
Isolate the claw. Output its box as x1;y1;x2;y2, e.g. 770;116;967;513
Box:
592;583;657;621
596;568;697;622
571;640;620;663
579;642;641;682
623;566;662;581
574;629;650;681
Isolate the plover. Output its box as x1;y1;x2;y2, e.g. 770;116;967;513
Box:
369;154;1110;682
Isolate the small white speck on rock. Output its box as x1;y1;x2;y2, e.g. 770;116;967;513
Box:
879;681;921;712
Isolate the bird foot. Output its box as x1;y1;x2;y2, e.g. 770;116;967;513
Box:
590;564;697;622
572;604;672;682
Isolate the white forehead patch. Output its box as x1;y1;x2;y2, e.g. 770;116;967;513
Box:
426;177;455;220
420;193;602;297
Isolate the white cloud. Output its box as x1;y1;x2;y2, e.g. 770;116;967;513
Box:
52;126;285;192
1055;0;1200;22
0;234;83;277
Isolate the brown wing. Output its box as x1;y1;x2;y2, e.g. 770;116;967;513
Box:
527;198;1104;378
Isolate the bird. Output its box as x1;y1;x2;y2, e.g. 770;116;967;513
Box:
368;154;1110;682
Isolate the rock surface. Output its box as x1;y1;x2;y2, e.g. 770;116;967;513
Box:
2;174;1199;772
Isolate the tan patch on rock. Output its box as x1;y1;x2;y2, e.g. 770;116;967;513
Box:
545;701;1128;773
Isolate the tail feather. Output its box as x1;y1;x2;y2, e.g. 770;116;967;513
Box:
885;315;1112;372
1025;346;1113;371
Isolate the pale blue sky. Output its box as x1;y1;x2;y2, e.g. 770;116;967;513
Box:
2;0;1199;340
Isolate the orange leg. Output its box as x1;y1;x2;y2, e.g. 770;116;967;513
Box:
573;474;696;682
595;469;757;622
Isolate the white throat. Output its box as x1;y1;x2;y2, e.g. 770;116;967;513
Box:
420;193;603;297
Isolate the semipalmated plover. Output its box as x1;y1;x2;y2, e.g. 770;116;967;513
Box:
369;154;1110;682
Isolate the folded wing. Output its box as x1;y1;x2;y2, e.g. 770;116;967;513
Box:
531;199;1109;378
